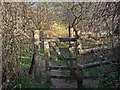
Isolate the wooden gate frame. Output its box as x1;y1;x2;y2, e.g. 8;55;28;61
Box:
43;29;119;88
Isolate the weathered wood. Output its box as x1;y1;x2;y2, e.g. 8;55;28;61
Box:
33;30;41;83
44;37;76;42
51;74;98;79
50;59;115;70
80;45;119;54
75;29;83;88
49;57;76;61
80;59;115;69
80;32;112;39
50;43;79;82
59;37;76;42
31;32;114;43
50;66;77;70
51;75;72;79
44;41;51;82
69;27;75;76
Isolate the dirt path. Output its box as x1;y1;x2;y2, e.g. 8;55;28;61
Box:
50;68;99;88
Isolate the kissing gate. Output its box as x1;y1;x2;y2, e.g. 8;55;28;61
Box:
31;28;119;88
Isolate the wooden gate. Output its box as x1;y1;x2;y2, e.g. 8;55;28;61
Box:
43;29;119;88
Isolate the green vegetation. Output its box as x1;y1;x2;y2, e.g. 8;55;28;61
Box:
9;73;53;88
11;42;118;88
99;73;118;88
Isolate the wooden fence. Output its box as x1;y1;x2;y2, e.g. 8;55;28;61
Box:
28;29;119;88
43;29;119;88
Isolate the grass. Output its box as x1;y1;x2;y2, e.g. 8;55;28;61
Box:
99;73;118;88
9;45;53;89
83;67;100;76
14;42;118;88
61;71;70;76
9;75;52;88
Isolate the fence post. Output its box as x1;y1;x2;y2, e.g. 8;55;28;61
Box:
33;30;41;83
44;41;51;82
75;29;83;88
69;27;74;76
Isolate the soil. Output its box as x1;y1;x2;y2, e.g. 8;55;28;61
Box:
50;66;99;88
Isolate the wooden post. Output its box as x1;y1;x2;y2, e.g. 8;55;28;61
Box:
75;29;83;88
69;27;75;76
33;30;41;83
44;41;51;82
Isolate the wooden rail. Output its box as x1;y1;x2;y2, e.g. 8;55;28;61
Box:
50;59;115;70
49;57;76;61
50;66;76;70
42;32;113;42
44;37;76;42
50;75;72;79
43;30;119;88
50;75;98;79
80;32;112;39
80;45;119;54
79;59;115;69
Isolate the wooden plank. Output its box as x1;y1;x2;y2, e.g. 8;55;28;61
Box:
59;37;76;42
50;75;72;79
80;45;119;54
49;57;76;61
44;37;76;42
44;39;59;42
44;41;51;82
50;66;77;70
39;32;114;43
50;59;115;70
80;32;112;39
51;75;98;79
80;59;115;69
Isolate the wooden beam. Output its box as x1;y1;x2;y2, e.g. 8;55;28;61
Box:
49;57;76;61
50;66;77;70
50;75;98;79
44;37;76;42
50;59;115;70
59;37;76;42
50;75;72;79
80;59;115;69
39;32;114;43
44;41;51;82
80;45;119;54
80;32;112;39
